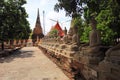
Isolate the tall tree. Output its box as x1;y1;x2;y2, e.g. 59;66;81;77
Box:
54;0;81;18
54;0;120;45
0;0;31;50
81;0;120;45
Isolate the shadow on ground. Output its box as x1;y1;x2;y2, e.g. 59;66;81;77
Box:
0;50;34;63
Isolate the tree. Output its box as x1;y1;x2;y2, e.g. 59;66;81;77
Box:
54;0;85;41
49;29;58;38
54;0;82;18
83;0;120;45
80;23;91;43
55;0;120;46
0;0;31;50
96;0;120;45
96;10;115;45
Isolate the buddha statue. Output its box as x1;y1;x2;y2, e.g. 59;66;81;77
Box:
63;27;68;44
72;26;80;45
89;18;100;47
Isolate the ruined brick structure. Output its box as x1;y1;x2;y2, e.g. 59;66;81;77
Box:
38;19;120;80
32;9;44;44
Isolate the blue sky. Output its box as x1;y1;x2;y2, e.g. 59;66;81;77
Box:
24;0;71;34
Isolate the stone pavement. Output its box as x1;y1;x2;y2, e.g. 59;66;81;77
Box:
0;47;70;80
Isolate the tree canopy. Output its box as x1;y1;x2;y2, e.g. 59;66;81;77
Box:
0;0;31;42
54;0;120;45
54;0;83;18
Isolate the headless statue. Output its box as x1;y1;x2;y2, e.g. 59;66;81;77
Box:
67;27;73;44
63;27;68;44
89;18;100;47
72;26;80;45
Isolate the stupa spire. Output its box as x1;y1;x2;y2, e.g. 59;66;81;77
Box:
36;8;41;28
32;8;44;44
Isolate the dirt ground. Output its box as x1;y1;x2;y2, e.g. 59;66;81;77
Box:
0;47;70;80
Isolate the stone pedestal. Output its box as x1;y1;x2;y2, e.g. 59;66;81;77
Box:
99;43;120;80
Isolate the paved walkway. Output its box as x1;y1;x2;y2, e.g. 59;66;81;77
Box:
0;47;70;80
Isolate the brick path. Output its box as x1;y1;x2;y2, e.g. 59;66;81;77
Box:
0;47;70;80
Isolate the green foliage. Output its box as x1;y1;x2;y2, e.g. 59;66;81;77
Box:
49;29;58;38
29;32;33;39
81;24;91;43
97;23;116;45
55;0;120;46
107;0;120;37
96;10;116;45
0;0;31;42
71;17;84;37
54;0;82;18
83;0;120;45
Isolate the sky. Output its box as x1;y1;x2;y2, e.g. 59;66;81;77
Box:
24;0;71;35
